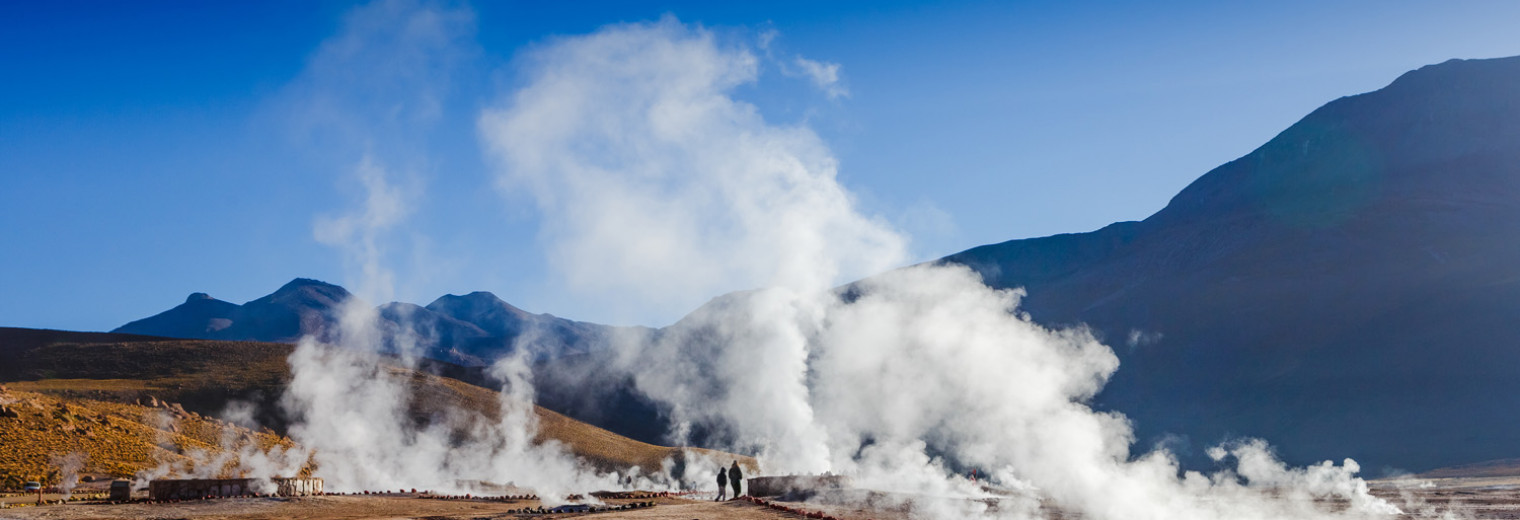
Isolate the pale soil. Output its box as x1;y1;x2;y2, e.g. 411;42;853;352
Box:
0;494;799;520
5;479;1520;520
1369;477;1520;519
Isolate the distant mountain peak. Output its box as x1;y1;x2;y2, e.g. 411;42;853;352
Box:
432;291;505;304
117;278;611;368
1149;54;1520;229
277;277;343;292
427;291;527;315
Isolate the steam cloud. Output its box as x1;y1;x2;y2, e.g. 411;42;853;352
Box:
477;16;1418;520
159;3;1446;519
52;452;86;499
275;0;637;500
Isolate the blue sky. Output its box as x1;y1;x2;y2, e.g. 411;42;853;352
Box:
4;0;1520;331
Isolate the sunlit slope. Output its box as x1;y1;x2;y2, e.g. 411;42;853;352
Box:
0;388;295;487
0;328;731;477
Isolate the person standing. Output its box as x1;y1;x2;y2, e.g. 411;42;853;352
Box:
716;466;728;501
728;461;744;498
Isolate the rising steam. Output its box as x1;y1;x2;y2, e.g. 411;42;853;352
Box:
157;3;1439;519
477;16;1413;520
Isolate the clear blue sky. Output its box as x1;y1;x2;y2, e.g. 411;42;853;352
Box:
4;0;1520;331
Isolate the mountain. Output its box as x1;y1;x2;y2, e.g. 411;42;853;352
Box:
424;291;619;360
942;56;1520;473
0;327;748;482
114;279;624;366
115;278;351;343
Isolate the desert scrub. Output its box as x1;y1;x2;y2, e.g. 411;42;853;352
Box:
0;390;299;484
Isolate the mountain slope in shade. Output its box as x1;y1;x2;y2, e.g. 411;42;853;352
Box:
942;56;1520;473
115;292;241;338
113;280;623;366
426;292;619;357
115;278;352;343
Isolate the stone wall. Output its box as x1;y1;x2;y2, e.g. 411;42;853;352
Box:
148;478;323;500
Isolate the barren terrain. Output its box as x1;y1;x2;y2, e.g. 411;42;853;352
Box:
4;478;1520;520
0;329;752;487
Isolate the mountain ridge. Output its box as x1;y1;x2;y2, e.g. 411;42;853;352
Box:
112;279;628;366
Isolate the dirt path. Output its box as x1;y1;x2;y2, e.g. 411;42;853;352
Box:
9;481;1520;520
0;494;802;520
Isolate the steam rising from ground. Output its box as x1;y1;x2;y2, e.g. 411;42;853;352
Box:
477;16;1412;520
272;0;636;499
157;3;1434;519
51;453;86;499
282;337;629;499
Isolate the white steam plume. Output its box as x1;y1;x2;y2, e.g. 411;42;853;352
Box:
480;15;906;326
480;17;1414;520
274;0;630;500
51;452;86;500
792;56;848;99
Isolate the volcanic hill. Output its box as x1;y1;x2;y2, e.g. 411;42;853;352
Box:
0;327;739;487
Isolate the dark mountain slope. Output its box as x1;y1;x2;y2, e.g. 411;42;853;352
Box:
427;292;619;359
114;292;240;338
112;280;625;367
114;278;353;343
943;56;1520;473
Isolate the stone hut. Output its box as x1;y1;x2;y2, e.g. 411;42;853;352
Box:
108;479;132;501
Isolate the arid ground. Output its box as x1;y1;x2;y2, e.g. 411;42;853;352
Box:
5;477;1520;520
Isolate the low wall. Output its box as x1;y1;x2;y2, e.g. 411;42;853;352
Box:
747;475;852;498
148;478;323;500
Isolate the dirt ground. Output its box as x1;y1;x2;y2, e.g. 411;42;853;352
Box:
0;493;802;520
5;478;1520;520
1369;476;1520;519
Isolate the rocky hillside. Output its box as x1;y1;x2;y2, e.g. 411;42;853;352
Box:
0;328;739;485
0;387;295;489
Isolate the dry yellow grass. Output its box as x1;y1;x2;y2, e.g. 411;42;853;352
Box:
0;388;295;488
0;333;754;487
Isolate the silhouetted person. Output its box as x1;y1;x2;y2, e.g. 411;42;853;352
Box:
729;461;743;498
716;467;728;501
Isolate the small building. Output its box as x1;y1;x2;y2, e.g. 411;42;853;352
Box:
109;480;132;501
148;478;323;500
